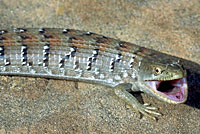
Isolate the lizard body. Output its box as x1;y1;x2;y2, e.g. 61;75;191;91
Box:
0;28;188;119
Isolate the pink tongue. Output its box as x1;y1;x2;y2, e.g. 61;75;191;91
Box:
162;79;184;100
167;88;183;100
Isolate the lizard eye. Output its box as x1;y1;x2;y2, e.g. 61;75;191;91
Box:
154;67;162;75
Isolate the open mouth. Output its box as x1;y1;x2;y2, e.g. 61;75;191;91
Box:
145;77;188;103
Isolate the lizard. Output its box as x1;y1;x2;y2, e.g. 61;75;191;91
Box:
0;28;188;120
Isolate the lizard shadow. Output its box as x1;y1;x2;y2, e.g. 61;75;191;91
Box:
182;59;200;109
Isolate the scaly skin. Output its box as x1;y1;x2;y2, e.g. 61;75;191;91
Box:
0;28;188;119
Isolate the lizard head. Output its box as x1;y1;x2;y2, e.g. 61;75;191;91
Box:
138;59;188;104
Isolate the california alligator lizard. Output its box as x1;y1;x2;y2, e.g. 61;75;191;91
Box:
0;28;188;120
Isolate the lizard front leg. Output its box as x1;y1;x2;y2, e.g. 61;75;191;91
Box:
114;84;161;120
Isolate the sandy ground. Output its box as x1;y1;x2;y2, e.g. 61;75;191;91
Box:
0;0;199;133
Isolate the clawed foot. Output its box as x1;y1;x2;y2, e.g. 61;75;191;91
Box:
134;103;162;120
114;88;162;120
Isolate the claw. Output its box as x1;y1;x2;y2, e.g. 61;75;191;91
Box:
139;110;157;120
144;109;161;116
145;106;158;110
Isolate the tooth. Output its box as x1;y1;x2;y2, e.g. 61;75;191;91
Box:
155;81;160;89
